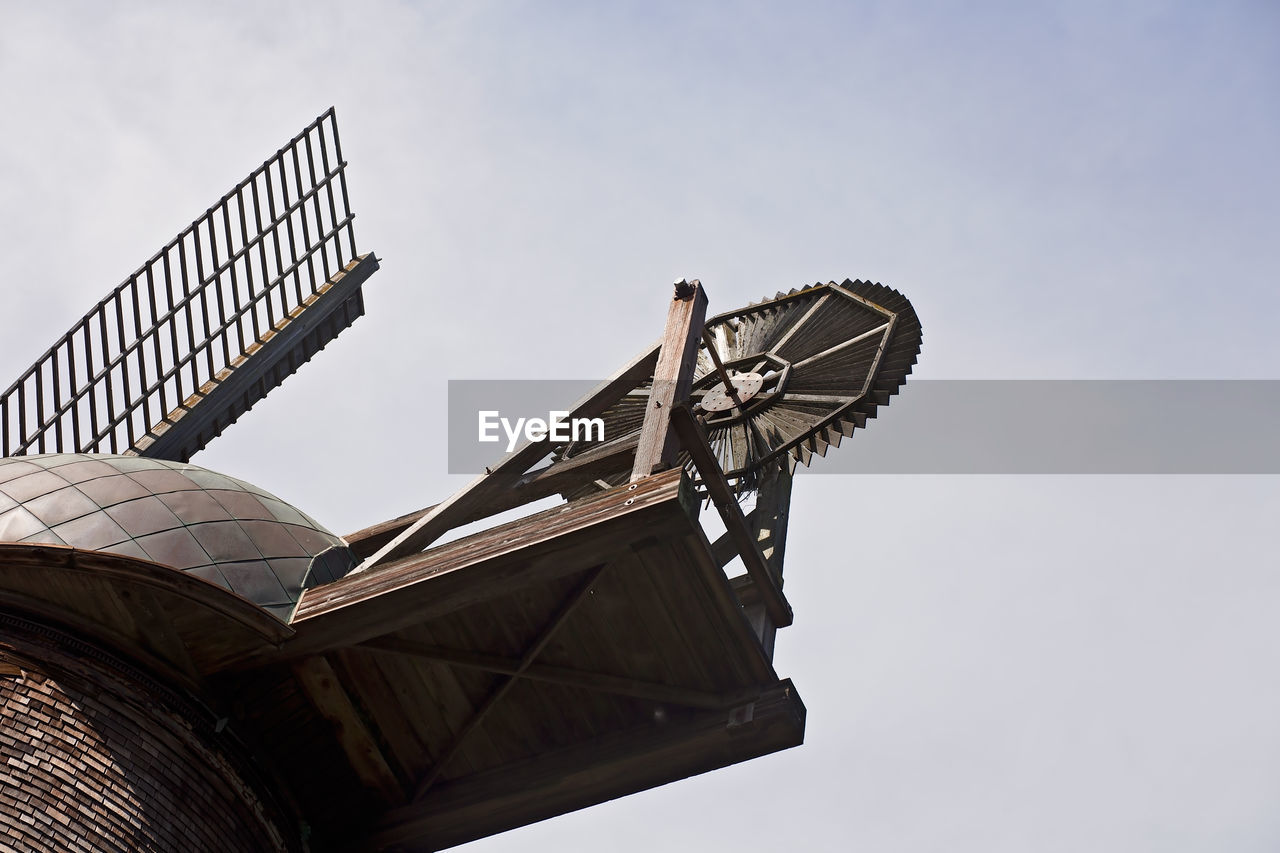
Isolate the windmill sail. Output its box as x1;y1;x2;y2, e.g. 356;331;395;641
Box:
0;107;378;462
553;280;922;497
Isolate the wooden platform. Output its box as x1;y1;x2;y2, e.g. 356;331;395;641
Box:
0;467;804;850
218;468;805;850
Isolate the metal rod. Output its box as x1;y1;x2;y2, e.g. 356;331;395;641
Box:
700;329;745;409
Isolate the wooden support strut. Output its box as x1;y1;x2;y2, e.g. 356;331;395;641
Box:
349;342;662;573
408;564;608;803
366;679;807;852
293;655;405;804
344;434;642;560
357;636;744;711
740;459;792;659
669;404;793;628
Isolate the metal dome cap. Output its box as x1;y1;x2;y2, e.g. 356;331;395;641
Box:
0;454;356;621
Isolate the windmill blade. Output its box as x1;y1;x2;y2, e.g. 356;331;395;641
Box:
555;279;922;495
0;108;378;463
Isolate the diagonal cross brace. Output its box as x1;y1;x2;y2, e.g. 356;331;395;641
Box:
358;636;743;711
670;404;792;628
350;342;661;574
409;564;608;802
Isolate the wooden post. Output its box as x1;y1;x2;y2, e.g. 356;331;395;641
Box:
742;459;793;658
631;280;708;482
669;405;793;629
752;459;792;575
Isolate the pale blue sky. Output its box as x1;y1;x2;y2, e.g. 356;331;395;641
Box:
1;3;1277;850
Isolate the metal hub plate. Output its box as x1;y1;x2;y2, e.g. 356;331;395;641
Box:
700;372;764;412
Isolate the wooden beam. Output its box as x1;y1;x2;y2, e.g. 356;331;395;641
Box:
741;460;793;659
357;636;746;711
752;460;792;574
708;507;759;569
292;655;405;804
344;433;642;560
366;679;806;851
631;279;709;481
790;320;891;371
410;564;608;802
246;470;693;670
669;405;793;628
657;532;780;687
351;341;661;572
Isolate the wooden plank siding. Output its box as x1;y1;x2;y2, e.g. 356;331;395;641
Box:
367;680;805;851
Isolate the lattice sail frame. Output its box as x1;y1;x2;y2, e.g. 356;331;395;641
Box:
0;108;376;462
558;279;923;495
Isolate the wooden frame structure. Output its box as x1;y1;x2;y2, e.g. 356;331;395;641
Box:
255;278;810;847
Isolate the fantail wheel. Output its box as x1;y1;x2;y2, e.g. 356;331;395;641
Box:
558;279;922;496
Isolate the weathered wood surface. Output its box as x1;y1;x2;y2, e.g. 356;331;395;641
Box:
561;278;923;485
352;341;662;571
358;635;742;710
631;280;708;481
344;433;643;560
203;469;796;849
0;543;290;688
743;460;793;658
274;468;696;663
366;680;805;851
293;654;406;805
669;405;793;628
408;564;607;802
0;432;802;853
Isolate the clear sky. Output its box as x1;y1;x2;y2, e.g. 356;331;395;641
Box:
1;2;1277;850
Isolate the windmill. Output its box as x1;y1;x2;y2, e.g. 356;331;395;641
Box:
0;109;921;852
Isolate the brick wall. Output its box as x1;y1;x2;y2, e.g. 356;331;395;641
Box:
0;616;300;852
